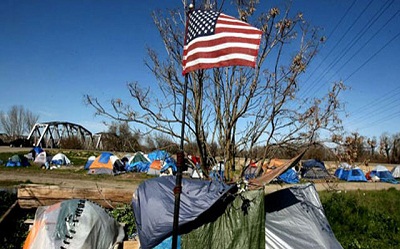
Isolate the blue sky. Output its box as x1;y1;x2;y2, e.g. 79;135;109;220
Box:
1;0;399;140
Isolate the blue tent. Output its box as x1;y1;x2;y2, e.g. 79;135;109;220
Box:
369;165;398;184
277;168;299;184
84;156;96;170
335;167;367;182
5;154;30;167
334;167;348;180
346;168;367;182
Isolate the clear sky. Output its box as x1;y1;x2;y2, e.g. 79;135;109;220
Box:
1;0;399;140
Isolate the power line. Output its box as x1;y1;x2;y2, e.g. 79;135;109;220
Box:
301;0;374;99
330;7;399;81
344;30;400;82
345;94;400;127
349;110;400;133
311;6;400;96
349;86;400;119
300;0;357;87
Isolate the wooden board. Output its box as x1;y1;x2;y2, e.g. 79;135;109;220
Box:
18;184;134;209
248;150;306;189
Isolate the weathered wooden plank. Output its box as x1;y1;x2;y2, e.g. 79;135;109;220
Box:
17;184;134;209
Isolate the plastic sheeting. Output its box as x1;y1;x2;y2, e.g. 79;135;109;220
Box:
277;168;299;184
24;199;125;249
181;189;265;249
265;184;343;249
131;176;235;249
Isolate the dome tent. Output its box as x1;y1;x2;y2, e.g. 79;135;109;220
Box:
5;154;30;167
368;165;398;184
301;159;332;179
87;152;125;175
24;199;124;249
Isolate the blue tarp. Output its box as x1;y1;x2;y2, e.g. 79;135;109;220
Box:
277;168;299;184
161;157;177;173
126;161;149;172
147;150;170;161
31;146;44;156
132;176;235;249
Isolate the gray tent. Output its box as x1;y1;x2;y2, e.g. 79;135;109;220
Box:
24;199;124;249
265;184;342;249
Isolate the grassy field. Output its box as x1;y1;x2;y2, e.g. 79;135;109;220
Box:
320;188;400;249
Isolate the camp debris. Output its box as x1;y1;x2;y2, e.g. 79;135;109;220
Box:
23;199;124;249
248;150;305;189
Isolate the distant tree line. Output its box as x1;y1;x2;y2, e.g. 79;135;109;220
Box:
94;122;400;167
0;105;39;141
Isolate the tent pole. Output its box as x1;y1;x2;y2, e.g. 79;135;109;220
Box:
172;73;188;249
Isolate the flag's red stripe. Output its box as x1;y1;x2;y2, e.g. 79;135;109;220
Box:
183;36;261;57
183;59;255;74
215;26;263;35
184;47;259;63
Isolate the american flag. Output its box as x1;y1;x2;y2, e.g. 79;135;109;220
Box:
182;10;263;75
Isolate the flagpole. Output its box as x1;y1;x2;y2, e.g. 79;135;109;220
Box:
172;72;188;249
172;2;194;247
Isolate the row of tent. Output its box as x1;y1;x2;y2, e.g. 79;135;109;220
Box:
84;150;179;176
84;150;224;178
5;147;71;168
7;147;400;185
243;158;333;184
243;158;400;184
335;163;399;184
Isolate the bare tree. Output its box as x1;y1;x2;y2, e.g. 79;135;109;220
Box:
380;132;392;163
391;133;400;163
25;109;40;134
367;137;377;157
85;1;345;179
101;122;141;152
0;105;39;139
332;132;365;165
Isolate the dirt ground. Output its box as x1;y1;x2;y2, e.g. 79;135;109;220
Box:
1;146;400;193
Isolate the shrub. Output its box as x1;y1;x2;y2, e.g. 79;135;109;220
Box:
59;136;84;149
109;204;137;239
